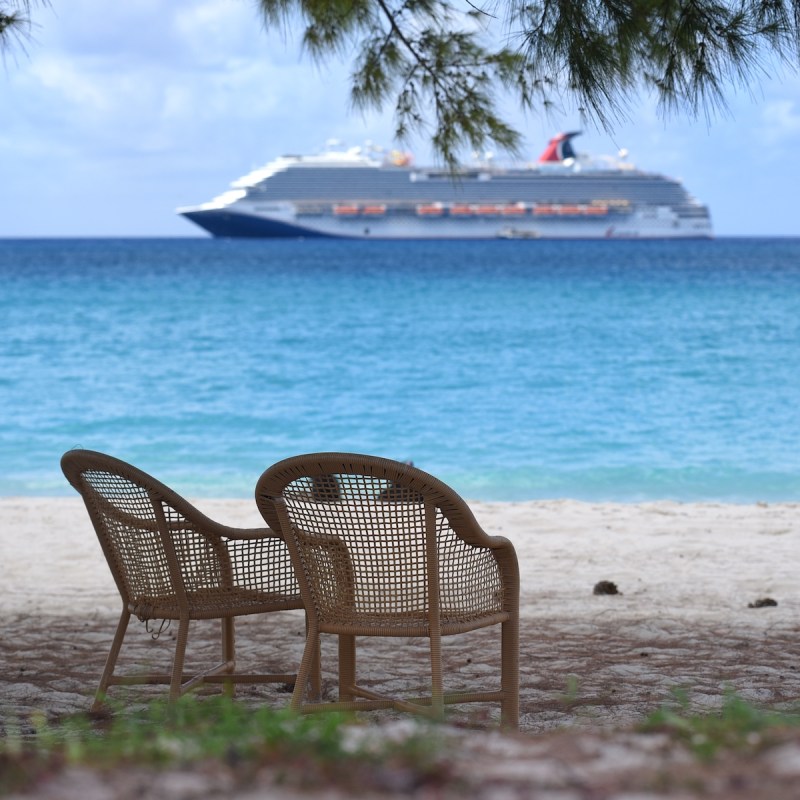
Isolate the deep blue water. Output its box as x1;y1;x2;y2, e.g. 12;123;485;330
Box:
2;237;800;501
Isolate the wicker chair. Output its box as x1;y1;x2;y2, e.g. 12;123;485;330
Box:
62;449;315;710
256;453;520;728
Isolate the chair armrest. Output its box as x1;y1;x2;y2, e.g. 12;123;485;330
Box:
221;526;283;539
488;537;519;612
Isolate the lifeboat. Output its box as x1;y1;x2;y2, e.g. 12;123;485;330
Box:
333;204;360;216
558;205;581;215
585;204;608;215
449;204;473;216
475;205;501;215
416;203;444;216
362;204;387;216
502;204;527;215
533;205;555;215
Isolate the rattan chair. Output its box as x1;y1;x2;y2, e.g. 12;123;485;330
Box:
62;449;315;710
256;453;520;728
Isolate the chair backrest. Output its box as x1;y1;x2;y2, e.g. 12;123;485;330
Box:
61;450;228;615
255;453;506;627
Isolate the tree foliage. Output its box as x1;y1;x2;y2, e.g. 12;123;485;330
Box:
258;0;800;165
0;0;47;54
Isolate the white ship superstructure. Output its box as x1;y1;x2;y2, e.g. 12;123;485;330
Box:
177;133;712;240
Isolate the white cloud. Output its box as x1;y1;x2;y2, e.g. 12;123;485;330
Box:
6;1;364;158
173;0;272;67
759;99;800;146
28;55;109;110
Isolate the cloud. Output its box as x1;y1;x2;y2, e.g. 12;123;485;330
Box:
759;99;800;146
5;1;374;158
40;0;231;63
174;0;275;67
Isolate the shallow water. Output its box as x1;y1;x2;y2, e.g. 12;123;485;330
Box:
2;237;799;501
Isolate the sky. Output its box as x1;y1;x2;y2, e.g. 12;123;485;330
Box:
2;0;800;238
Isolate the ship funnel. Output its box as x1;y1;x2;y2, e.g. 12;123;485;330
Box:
538;131;582;163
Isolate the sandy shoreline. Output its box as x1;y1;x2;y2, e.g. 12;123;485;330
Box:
5;493;800;798
4;496;798;631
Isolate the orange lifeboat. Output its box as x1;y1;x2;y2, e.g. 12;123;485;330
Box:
333;204;359;216
558;205;581;215
475;204;501;215
533;205;555;215
502;204;527;215
585;204;608;215
416;203;444;216
362;204;387;216
449;204;473;216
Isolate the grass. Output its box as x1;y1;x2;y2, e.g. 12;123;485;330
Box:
5;691;800;796
641;689;800;761
0;696;450;795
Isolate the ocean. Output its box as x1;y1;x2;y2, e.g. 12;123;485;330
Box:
2;237;800;502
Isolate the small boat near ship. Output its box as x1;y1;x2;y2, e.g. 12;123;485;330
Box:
177;132;712;240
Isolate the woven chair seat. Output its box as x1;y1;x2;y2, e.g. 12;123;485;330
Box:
131;588;303;622
320;608;511;636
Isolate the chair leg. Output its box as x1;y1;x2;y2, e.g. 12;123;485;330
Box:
500;615;520;729
291;624;320;712
429;631;444;718
305;612;322;699
222;617;235;698
338;634;356;701
91;607;131;712
310;634;322;699
169;616;191;702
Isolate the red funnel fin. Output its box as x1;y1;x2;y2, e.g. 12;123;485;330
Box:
537;131;581;163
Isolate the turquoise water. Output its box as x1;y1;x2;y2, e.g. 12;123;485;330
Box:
2;237;800;501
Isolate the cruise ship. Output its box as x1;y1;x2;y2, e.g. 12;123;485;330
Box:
177;132;712;239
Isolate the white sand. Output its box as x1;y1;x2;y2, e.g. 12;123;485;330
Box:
3;497;797;633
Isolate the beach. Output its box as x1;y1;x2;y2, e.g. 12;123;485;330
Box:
4;496;798;710
4;496;800;798
6;496;799;624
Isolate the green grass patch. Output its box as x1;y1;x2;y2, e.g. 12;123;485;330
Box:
1;697;450;795
641;689;800;761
